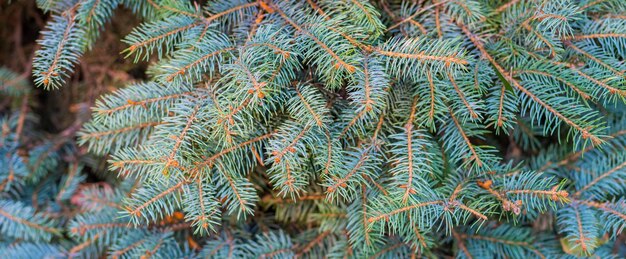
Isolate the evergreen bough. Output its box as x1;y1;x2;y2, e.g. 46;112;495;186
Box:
1;0;626;257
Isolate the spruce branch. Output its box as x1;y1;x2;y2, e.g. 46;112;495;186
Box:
33;11;85;89
458;21;605;146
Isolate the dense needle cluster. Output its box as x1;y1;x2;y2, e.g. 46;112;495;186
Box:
1;0;626;258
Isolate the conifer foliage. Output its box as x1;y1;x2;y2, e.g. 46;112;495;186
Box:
2;0;626;257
